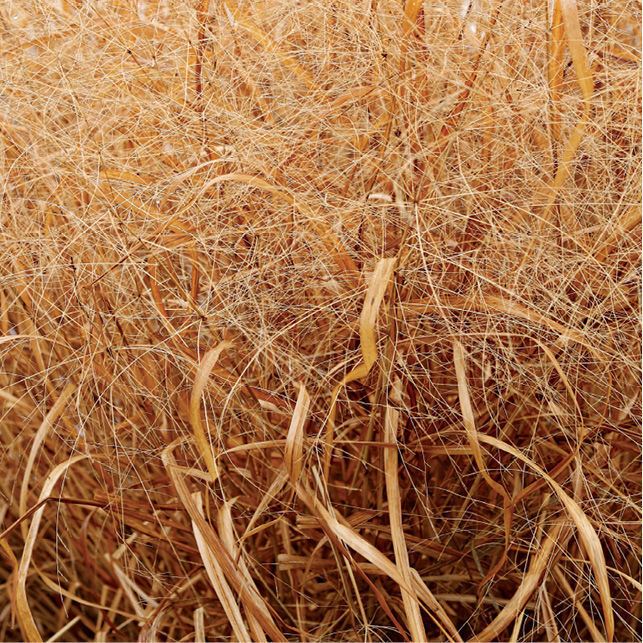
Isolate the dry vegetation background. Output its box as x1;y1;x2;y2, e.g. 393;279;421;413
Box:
0;0;641;641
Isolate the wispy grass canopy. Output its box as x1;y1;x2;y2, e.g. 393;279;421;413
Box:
0;0;640;641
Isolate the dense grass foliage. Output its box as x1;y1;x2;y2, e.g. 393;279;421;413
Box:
0;0;640;641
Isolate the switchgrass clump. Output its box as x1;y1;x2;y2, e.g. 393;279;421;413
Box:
0;0;640;641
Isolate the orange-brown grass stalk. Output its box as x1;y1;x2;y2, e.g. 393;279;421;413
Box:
0;0;640;641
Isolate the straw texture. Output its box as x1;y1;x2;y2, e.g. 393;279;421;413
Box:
0;0;640;641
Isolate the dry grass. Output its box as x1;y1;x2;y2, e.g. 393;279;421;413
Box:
0;0;641;641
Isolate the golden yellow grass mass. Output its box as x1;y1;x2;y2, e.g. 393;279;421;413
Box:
0;0;640;641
